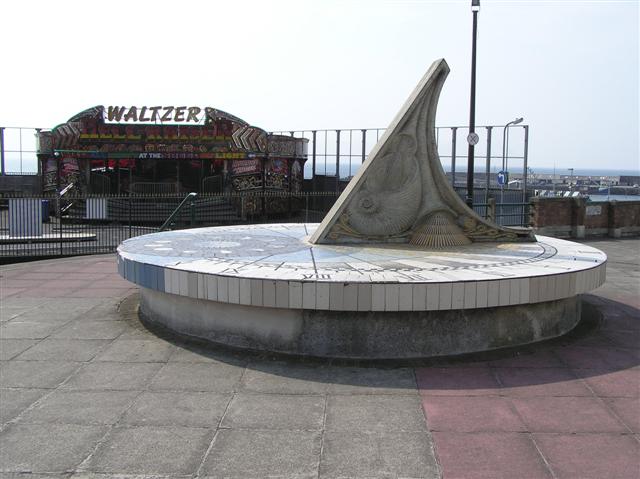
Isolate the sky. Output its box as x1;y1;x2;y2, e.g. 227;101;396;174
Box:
1;0;638;172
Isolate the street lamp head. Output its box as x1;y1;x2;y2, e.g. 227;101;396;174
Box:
513;117;524;125
471;0;480;12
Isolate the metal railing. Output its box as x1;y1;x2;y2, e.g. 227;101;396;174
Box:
2;124;529;195
272;125;529;203
0;190;531;261
160;192;198;231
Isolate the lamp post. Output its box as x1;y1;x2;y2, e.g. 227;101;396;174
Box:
500;117;523;208
466;0;480;209
568;168;574;193
501;117;523;182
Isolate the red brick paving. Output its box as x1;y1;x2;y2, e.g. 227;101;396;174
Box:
534;433;639;479
432;432;553;479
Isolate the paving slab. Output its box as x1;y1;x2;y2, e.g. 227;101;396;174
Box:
319;430;439;479
0;388;49;423
50;321;127;340
534;432;640;479
0;423;107;473
61;362;162;391
221;393;325;431
120;391;231;428
82;425;211;475
240;360;329;395
511;396;628;433
422;396;526;432
494;367;593;397
17;390;139;425
0;339;39;360
0;361;81;389
14;339;111;362
432;431;552;479
325;366;418;395
325;394;427;432
200;429;322;478
93;339;174;363
0;321;66;340
149;362;244;393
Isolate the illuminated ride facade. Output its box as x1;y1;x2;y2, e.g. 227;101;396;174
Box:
36;106;308;216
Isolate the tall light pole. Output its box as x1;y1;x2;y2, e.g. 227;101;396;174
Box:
501;117;524;181
568;168;574;193
500;117;523;206
466;0;480;209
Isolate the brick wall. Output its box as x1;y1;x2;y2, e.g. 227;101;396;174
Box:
530;197;640;238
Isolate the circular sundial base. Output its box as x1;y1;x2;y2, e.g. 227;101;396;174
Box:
117;223;606;359
139;288;581;359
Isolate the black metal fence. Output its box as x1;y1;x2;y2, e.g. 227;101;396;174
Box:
1;189;530;261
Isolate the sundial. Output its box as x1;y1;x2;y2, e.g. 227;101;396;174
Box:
118;59;607;358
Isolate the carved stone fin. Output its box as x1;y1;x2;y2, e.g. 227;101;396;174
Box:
309;59;535;246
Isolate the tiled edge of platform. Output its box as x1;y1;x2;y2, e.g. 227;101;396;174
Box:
118;253;606;312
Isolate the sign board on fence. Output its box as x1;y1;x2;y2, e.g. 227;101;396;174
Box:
586;205;602;216
497;171;508;186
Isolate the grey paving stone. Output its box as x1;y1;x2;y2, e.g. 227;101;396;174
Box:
169;344;248;366
319;431;440;479
201;429;322;478
82;301;121;320
0;339;39;360
0;298;47;308
0;423;107;473
0;473;71;478
51;321;127;340
0;307;30;322
240;361;329;395
0;361;80;388
0;388;48;423
94;339;174;363
62;362;162;391
0;322;64;339
149;362;244;393
116;327;160;340
326;366;418;395
120;391;231;427
18;390;139;425
221;393;325;431
83;426;211;475
325;394;428;432
15;339;110;362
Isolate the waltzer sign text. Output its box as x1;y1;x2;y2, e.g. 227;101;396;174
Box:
106;106;215;124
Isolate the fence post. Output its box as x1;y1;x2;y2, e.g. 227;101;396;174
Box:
335;130;341;192
57;193;63;256
485;126;492;205
190;197;196;227
311;130;317;193
450;127;457;187
305;194;309;224
0;127;5;176
488;197;496;223
522;125;529;226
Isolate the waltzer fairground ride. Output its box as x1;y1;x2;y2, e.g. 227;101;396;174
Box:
117;59;606;359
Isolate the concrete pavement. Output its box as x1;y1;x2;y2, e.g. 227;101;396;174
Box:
0;238;638;478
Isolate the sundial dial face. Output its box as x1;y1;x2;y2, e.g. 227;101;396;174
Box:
119;223;605;284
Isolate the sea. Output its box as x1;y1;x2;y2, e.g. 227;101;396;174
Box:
441;165;640;177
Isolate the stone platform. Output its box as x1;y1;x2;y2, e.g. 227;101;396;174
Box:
117;223;607;358
1;239;637;478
